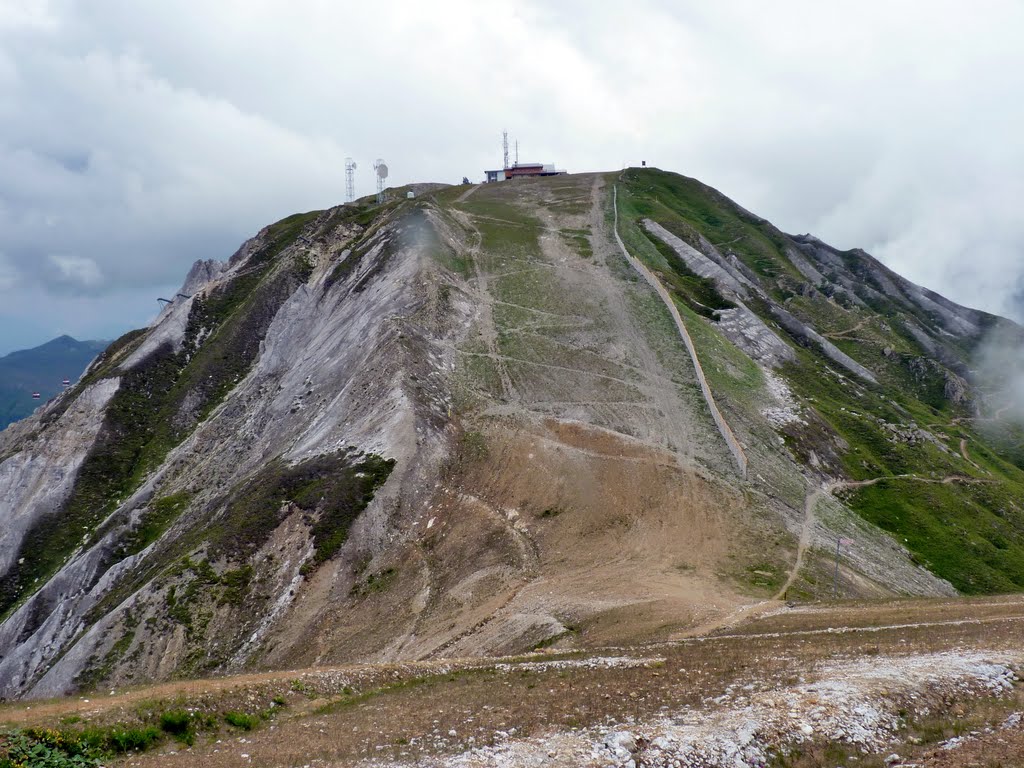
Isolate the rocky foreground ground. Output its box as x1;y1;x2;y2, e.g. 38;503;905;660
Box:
2;594;1022;767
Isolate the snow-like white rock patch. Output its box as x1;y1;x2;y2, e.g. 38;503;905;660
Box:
494;656;662;674
361;650;1021;768
761;369;804;429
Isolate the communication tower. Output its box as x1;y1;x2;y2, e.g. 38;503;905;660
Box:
503;130;509;170
373;159;389;204
345;158;357;202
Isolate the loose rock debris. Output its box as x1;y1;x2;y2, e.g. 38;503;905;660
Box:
363;651;1020;768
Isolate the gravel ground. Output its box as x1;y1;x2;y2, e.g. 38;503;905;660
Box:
360;650;1021;768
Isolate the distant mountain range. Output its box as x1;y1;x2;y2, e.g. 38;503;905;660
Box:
0;335;108;430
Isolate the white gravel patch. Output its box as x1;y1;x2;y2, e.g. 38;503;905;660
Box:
761;370;804;429
361;650;1021;768
494;657;662;674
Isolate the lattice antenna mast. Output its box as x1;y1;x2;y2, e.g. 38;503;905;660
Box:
502;130;509;170
344;157;357;202
373;158;389;204
514;140;519;167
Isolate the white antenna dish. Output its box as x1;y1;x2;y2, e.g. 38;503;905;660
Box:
373;158;388;203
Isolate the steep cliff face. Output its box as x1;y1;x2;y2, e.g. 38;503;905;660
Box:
1;170;1022;700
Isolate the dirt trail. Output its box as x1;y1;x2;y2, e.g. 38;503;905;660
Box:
782;471;989;583
455;183;481;203
611;184;747;478
687;469;990;637
679;480;830;638
775;484;828;599
824;316;873;339
693;611;1024;643
960;437;982;469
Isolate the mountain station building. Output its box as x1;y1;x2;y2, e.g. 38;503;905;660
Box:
485;162;567;182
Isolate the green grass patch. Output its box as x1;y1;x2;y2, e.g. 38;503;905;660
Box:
846;478;1024;593
102;491;193;564
223;711;258;730
560;229;593;258
351;567;397;598
206;449;395;568
618;168;803;288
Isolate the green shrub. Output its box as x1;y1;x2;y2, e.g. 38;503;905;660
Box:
1;724;162;766
223;712;258;730
158;709;192;736
104;726;161;754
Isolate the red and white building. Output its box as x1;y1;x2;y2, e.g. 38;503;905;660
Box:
485;162;567;182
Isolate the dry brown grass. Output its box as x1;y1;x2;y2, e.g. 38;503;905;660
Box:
1;595;1021;767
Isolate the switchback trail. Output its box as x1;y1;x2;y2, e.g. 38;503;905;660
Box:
779;472;989;600
686;470;993;638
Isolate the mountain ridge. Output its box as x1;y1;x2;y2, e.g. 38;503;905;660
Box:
0;168;1022;701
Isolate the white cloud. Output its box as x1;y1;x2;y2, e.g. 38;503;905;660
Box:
48;254;102;289
0;0;1023;354
0;252;17;291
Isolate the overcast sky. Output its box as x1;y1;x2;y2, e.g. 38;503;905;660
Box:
1;0;1023;355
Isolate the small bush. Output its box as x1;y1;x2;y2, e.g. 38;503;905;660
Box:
158;709;193;741
223;712;257;730
105;726;161;754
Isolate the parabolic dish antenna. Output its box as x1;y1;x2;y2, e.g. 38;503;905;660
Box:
376;162;389;179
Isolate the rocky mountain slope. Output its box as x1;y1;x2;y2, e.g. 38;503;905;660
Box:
1;169;1023;701
0;335;107;430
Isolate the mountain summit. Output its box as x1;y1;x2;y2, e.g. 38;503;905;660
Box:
1;169;1022;700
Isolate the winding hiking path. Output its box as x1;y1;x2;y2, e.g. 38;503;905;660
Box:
777;472;989;599
775;483;830;599
824;316;873;340
611;184;747;478
684;469;992;638
455;183;482;203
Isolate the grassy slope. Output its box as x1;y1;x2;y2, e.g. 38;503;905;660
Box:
616;168;1024;594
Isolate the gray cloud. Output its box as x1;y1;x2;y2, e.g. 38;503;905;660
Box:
1;0;1023;354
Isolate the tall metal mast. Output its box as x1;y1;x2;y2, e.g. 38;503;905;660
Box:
344;158;357;202
502;130;509;170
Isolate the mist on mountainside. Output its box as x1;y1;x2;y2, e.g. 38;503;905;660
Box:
973;321;1024;423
